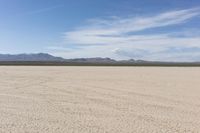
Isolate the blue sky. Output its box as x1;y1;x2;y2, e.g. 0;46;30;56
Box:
0;0;200;61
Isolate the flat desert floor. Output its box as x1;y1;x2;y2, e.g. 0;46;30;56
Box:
0;66;200;133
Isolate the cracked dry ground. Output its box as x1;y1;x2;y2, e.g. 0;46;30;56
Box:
0;66;200;133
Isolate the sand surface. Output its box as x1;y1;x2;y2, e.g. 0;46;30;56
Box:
0;66;200;133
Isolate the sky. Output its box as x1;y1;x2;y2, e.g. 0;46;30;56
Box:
0;0;200;61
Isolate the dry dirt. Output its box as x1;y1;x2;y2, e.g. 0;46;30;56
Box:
0;66;200;133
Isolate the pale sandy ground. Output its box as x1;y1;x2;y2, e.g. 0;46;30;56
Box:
0;66;200;133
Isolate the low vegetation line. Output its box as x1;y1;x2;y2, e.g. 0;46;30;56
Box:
0;61;200;67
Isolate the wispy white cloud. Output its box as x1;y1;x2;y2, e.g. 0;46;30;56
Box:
48;7;200;61
64;7;200;45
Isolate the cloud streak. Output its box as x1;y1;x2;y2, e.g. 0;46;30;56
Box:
64;7;200;45
49;7;200;61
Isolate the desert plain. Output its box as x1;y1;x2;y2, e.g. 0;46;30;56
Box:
0;66;200;133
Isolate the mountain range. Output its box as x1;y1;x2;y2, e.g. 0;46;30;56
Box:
0;53;199;66
0;53;64;61
0;53;118;62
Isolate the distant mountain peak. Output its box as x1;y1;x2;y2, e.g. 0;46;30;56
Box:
0;53;64;61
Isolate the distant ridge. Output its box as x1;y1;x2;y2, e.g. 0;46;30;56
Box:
0;53;118;62
67;57;116;63
0;53;64;61
0;53;200;66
